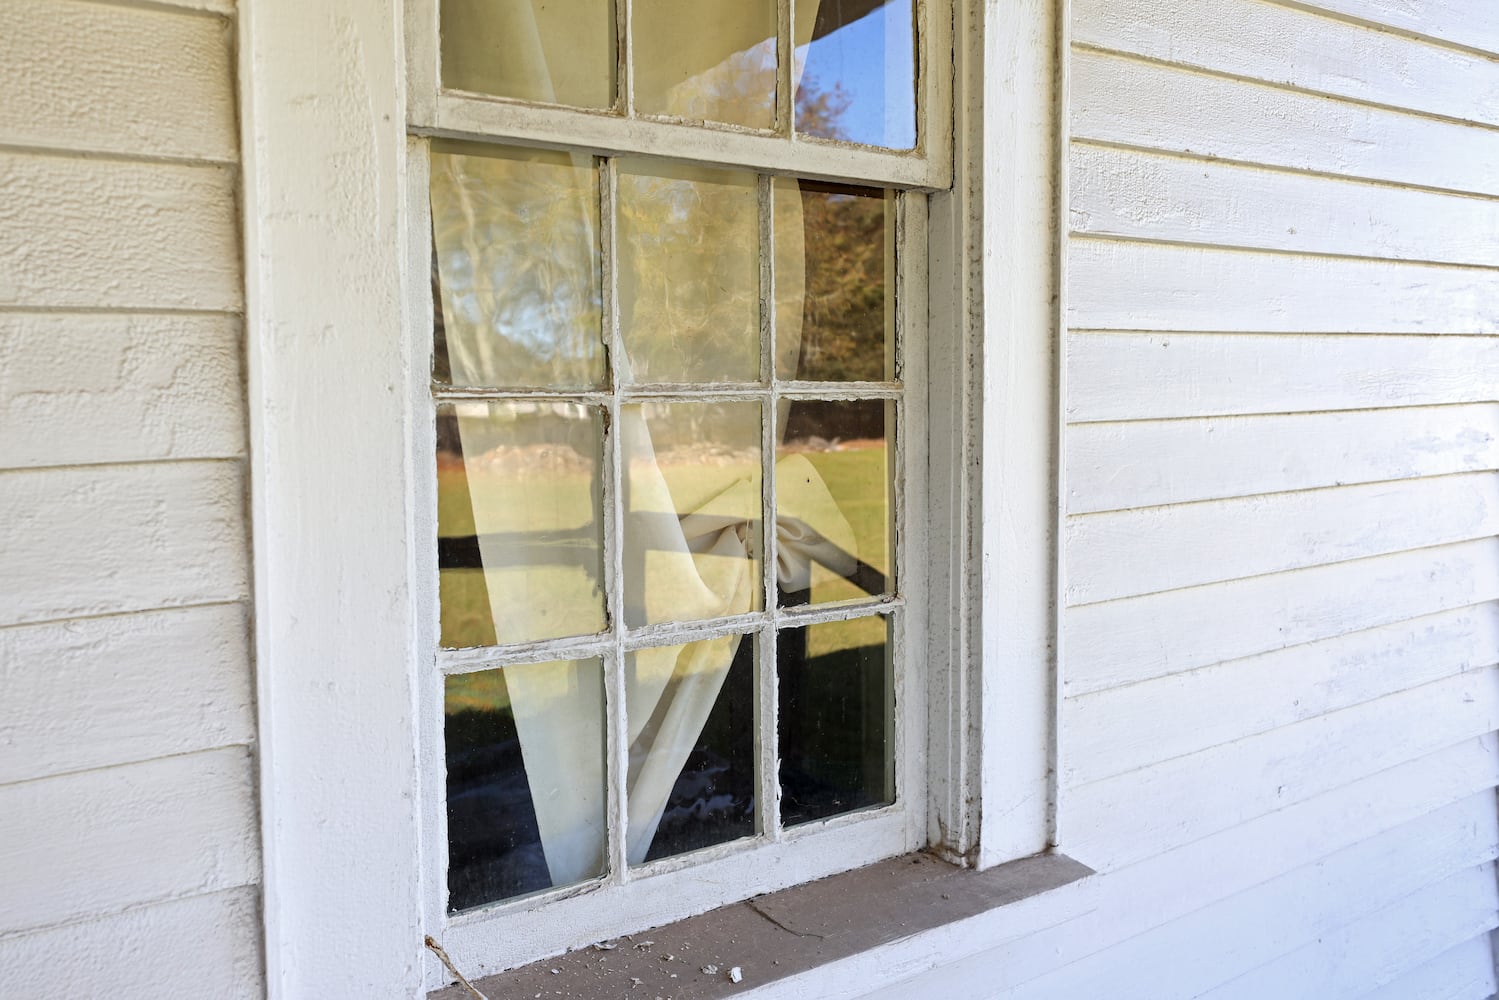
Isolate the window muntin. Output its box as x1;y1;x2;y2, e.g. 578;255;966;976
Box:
431;145;906;912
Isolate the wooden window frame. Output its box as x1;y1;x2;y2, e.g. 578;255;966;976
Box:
238;0;1060;994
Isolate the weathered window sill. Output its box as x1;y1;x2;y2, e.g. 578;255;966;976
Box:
429;851;1096;1000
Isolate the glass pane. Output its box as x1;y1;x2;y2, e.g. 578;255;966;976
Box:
431;143;605;389
438;401;606;647
778;616;893;826
794;0;916;150
633;0;776;129
439;0;615;109
617;161;761;384
775;180;894;382
446;659;606;910
776;400;891;607
623;401;762;627
627;634;756;864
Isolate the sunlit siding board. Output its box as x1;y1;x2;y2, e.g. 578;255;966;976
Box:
1067;404;1499;513
1071;145;1499;266
0;0;237;162
1064;603;1499;785
0;887;263;1000
0;312;245;469
1196;863;1499;1000
0;461;248;628
1068;334;1499;423
1281;0;1499;56
1069;241;1499;334
0;747;260;936
1066;667;1499;870
1009;796;1499;1000
869;738;1499;997
1073;0;1499;128
0;152;242;313
1067;539;1499;694
1352;934;1499;1000
1071;51;1499;197
0;604;254;785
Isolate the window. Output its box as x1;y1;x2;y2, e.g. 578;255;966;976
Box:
408;0;951;977
241;0;1058;994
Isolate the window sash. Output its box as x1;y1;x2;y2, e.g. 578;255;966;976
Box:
411;143;933;983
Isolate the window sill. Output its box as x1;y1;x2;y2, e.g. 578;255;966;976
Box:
428;851;1096;1000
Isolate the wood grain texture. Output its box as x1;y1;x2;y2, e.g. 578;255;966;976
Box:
0;460;247;627
1064;669;1499;869
0;0;237;161
1070;144;1499;267
1282;0;1499;56
0;603;253;785
1069;240;1499;333
1067;473;1499;605
0;312;244;468
1067;333;1499;422
1065;539;1499;694
1066;404;1499;513
1353;934;1499;1000
1196;863;1499;1000
1072;50;1499;197
1064;603;1499;785
0;152;242;311
1074;0;1499;127
0;887;263;1000
1022;793;1499;998
0;746;259;935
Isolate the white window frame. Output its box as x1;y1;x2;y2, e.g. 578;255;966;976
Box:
238;0;1060;994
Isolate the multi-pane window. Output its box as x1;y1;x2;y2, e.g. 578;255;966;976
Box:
410;0;948;969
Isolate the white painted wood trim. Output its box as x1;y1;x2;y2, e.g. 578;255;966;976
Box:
239;1;427;996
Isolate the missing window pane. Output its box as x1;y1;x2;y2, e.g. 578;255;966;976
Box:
778;616;893;826
446;659;607;910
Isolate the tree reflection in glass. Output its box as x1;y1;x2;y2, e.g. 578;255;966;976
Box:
795;0;916;150
431;143;605;389
633;0;777;129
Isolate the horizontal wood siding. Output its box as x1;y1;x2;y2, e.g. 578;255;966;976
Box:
0;1;260;996
898;1;1499;997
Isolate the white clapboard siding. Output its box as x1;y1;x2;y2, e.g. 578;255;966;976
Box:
1073;0;1499;127
1064;603;1499;785
1071;51;1499;197
0;0;236;161
0;887;263;1000
1066;538;1499;694
1065;668;1499;869
1066;473;1499;606
1068;333;1499;423
982;737;1499;993
0;313;244;469
0;746;259;935
1353;934;1499;1000
1285;0;1499;56
1070;145;1499;267
1066;404;1499;513
0;604;253;785
1068;240;1499;333
1018;795;1499;1000
1198;863;1499;1000
0;153;241;312
0;461;248;627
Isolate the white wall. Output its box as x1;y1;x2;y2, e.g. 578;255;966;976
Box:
881;0;1499;996
0;1;263;997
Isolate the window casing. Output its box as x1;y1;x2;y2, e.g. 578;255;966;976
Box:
239;0;1059;994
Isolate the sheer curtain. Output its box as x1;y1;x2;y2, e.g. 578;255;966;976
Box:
440;0;844;887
